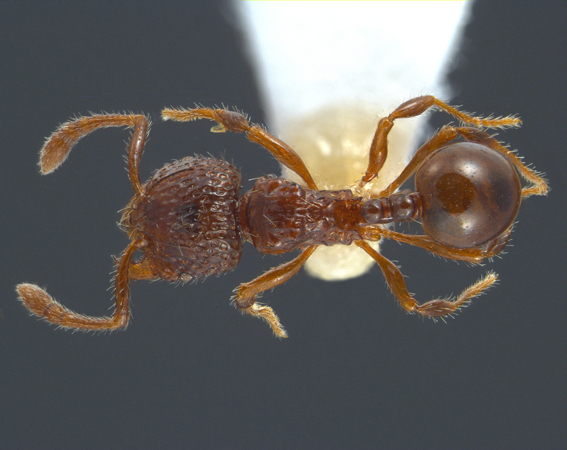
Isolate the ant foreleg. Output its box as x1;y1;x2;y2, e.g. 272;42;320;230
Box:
356;241;498;318
232;246;317;338
162;107;318;190
128;258;159;281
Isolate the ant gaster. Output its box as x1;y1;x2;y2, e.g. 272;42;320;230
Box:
17;96;548;337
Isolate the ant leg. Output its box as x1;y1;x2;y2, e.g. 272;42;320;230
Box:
484;229;512;256
362;95;522;186
356;241;498;318
377;125;460;196
362;227;505;264
232;245;317;338
113;255;157;281
376;125;508;197
40;113;149;196
16;241;139;330
458;128;549;198
162;107;318;190
129;259;158;280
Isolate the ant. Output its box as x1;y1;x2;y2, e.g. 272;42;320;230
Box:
17;96;548;338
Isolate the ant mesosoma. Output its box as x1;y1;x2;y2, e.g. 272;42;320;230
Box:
17;96;548;337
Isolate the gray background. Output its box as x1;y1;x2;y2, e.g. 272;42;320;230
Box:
1;1;565;449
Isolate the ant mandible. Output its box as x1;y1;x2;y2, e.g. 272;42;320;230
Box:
17;96;548;338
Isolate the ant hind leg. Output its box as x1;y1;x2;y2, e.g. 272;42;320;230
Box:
458;127;549;198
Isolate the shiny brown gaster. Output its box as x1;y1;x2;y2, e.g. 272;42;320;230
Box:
17;96;548;337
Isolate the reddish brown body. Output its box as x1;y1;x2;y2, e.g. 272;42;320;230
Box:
16;96;548;338
241;177;366;254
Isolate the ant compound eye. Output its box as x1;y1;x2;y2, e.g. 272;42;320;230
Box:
415;142;522;248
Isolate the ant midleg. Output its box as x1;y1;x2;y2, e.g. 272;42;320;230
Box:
361;95;522;186
363;96;446;184
232;246;317;338
162;107;318;190
376;125;459;196
375;124;518;198
356;241;498;318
